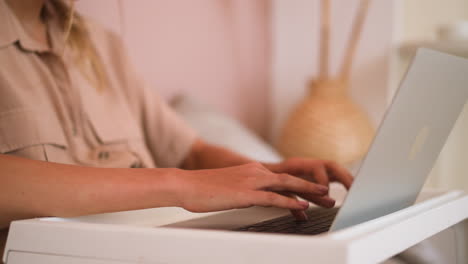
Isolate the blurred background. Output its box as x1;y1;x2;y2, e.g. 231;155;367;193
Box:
76;0;468;192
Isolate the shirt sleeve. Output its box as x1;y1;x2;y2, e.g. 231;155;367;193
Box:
103;31;198;168
137;80;198;168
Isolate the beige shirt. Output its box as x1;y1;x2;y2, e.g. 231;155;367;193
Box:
0;0;197;168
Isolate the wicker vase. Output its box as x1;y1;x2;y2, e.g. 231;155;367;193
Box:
276;0;374;166
277;79;374;165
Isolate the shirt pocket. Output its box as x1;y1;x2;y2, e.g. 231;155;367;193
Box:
86;102;142;144
0;108;69;162
85;104;155;168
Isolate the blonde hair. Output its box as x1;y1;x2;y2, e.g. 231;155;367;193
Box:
47;0;108;92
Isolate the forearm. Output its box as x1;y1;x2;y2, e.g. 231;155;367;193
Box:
181;140;256;170
0;154;180;229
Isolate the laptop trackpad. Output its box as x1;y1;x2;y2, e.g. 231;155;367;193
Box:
163;206;290;230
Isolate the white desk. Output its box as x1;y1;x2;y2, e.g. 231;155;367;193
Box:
3;188;468;264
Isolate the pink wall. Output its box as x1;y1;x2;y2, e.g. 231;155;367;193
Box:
77;0;271;137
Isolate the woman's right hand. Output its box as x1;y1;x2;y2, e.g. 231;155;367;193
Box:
171;162;332;213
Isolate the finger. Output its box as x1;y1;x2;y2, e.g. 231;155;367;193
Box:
252;191;310;210
296;193;336;208
325;161;354;189
274;159;330;190
309;196;336;208
264;173;329;196
279;192;308;221
291;208;308;221
309;165;330;191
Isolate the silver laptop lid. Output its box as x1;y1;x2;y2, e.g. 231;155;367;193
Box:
330;48;468;231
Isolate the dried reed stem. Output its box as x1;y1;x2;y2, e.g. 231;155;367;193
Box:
339;0;372;79
319;0;331;79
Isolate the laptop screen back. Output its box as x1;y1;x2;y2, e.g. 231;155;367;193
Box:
330;49;468;231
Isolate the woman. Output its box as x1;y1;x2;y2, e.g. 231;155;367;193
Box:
0;0;353;253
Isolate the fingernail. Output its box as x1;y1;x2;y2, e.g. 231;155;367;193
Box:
299;201;309;209
324;197;336;208
317;185;329;194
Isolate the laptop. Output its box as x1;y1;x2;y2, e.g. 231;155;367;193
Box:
166;48;468;235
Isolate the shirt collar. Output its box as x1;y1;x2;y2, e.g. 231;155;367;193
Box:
0;0;65;54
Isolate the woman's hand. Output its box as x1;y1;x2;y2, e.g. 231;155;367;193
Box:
172;162;330;213
264;157;353;191
181;140;354;219
263;157;354;220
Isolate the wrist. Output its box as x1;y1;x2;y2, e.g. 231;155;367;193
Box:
125;167;185;209
157;168;187;208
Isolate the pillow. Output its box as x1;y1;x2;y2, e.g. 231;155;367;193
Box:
171;96;282;163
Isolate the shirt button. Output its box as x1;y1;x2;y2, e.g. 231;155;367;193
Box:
130;162;142;168
98;151;110;160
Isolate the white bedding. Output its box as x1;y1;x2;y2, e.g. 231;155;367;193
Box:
172;96;282;163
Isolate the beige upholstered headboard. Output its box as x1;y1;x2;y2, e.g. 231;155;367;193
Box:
77;0;271;137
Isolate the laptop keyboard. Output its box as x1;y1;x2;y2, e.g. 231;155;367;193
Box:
233;207;339;235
